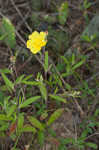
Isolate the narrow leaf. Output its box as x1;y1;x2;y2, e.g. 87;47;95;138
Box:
38;130;45;147
47;108;64;126
21;80;39;86
0;91;4;105
15;75;25;84
7;105;16;117
38;82;47;101
22;75;33;81
58;1;69;25
49;94;66;103
71;53;75;65
0;34;7;40
0;124;9;131
94;109;99;117
28;116;44;131
21;124;36;133
0;68;12;74
0;114;13;121
85;142;97;149
1;72;14;91
19;96;41;108
17;113;24;130
72;59;85;70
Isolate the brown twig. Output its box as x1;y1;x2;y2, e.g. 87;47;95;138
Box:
10;0;32;32
73;98;84;117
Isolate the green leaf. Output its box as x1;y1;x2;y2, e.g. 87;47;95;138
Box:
0;114;13;121
94;109;99;117
47;108;64;126
71;53;75;65
83;0;92;9
58;1;69;25
80;130;88;139
0;123;9;131
0;68;12;74
21;75;33;81
0;91;4;105
58;144;67;150
0;34;7;40
72;59;85;70
17;113;24;131
48;128;56;137
21;124;36;133
1;72;14;91
15;75;25;84
81;15;99;41
61;56;69;65
56;63;65;72
85;142;97;149
19;96;41;108
44;51;48;72
0;17;16;48
49;94;66;103
60;138;73;145
40;111;48;120
28;116;45;131
38;130;45;147
81;35;91;42
21;80;39;86
7;105;16;117
38;82;47;101
95;122;99;126
65;83;71;90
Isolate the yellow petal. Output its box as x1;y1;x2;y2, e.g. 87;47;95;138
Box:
32;48;40;54
26;40;32;48
29;31;39;40
40;32;46;38
42;41;47;47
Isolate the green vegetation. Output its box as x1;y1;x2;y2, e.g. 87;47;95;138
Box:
0;0;99;150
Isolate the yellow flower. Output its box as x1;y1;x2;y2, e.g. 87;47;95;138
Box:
26;31;48;54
